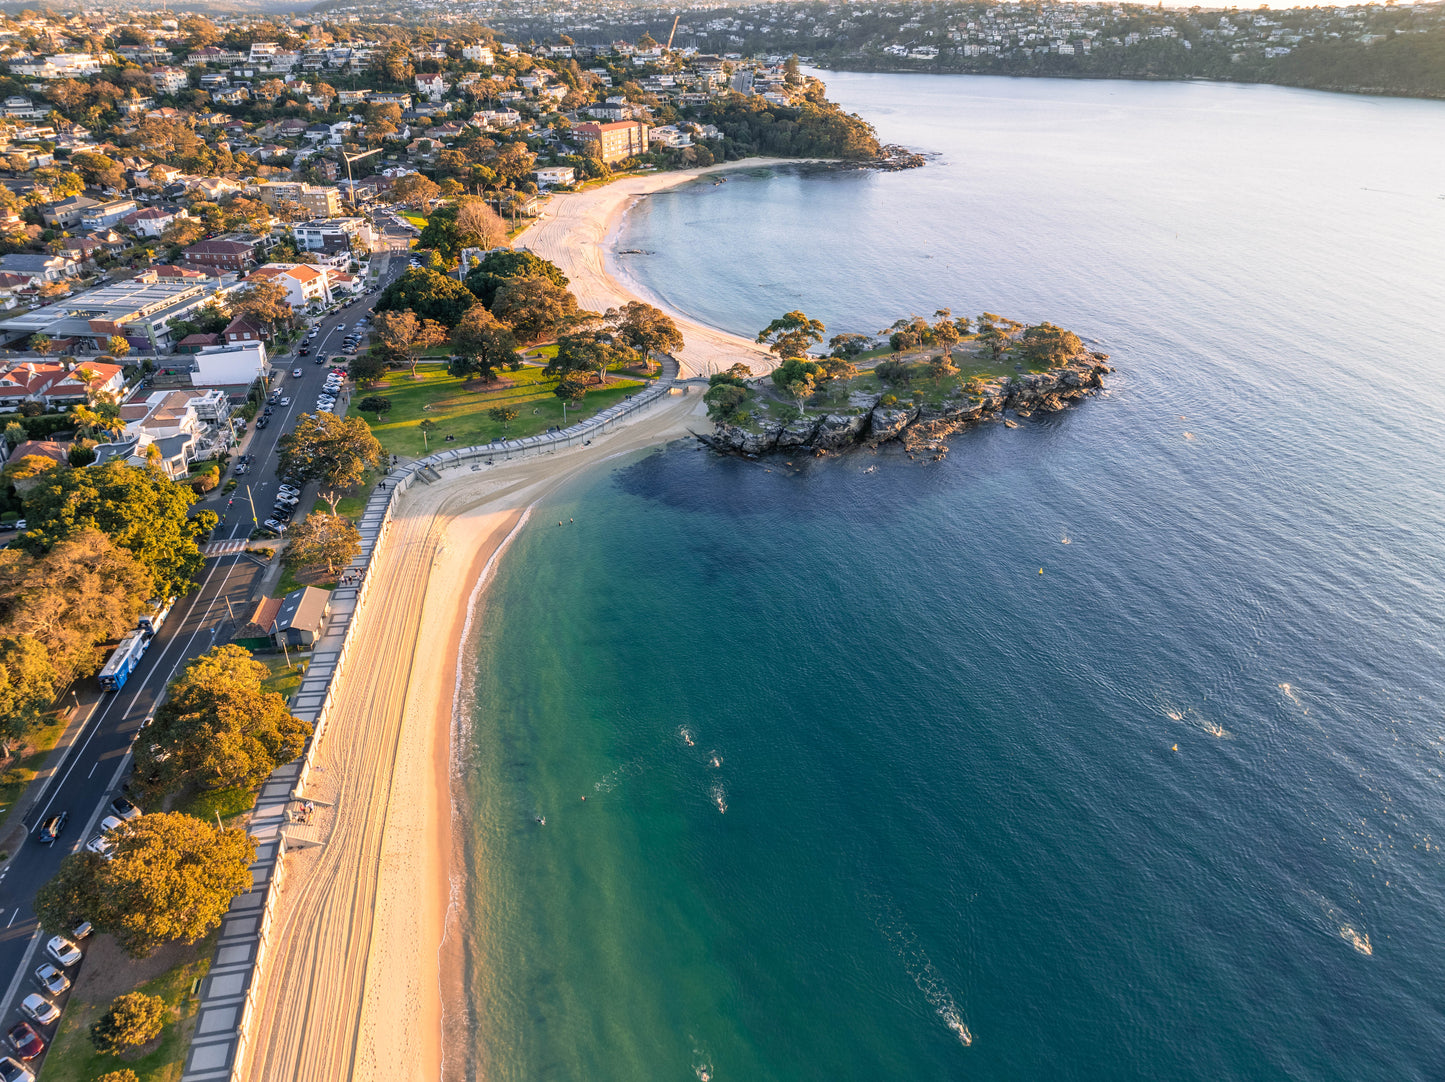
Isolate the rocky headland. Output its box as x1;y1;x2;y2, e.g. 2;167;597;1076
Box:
701;353;1112;457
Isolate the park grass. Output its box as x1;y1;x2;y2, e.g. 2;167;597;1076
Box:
38;931;216;1082
356;363;646;458
173;786;256;827
400;213;427;229
258;654;307;701
0;712;70;840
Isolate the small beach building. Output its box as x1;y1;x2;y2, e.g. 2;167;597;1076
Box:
272;586;331;648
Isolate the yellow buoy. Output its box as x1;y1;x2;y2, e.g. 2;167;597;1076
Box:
1172;744;1178;752
1039;568;1044;575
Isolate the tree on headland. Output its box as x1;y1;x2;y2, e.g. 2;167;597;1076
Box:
285;513;361;577
278;411;385;514
757;311;825;359
977;312;1024;360
704;382;748;420
771;356;825;409
931;309;966;355
828;332;872;359
35;812;255;958
1017;323;1085;367
547;327;632;385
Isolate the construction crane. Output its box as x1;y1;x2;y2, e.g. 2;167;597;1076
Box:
666;14;680;51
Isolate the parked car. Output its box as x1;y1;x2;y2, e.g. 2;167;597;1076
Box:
71;920;92;940
254;417;268;429
84;835;114;858
4;1026;40;1063
278;485;301;497
111;795;140;819
18;995;56;1026
45;936;80;968
0;1053;35;1080
262;519;287;534
33;964;67;996
34;813;66;844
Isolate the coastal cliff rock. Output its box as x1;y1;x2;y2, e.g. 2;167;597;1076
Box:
702;354;1112;457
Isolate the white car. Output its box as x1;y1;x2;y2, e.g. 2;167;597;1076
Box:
84;835;114;858
18;994;57;1026
292;367;303;377
33;964;67;996
46;936;81;968
98;815;123;834
0;1055;34;1082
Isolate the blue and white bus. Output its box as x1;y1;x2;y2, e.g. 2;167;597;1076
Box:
97;631;151;692
137;597;174;637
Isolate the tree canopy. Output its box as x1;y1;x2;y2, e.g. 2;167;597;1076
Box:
285;513;361;576
35;812;255;958
19;463;213;598
416;197;508;261
132;645;311;796
278;411;385;515
757;310;826;359
546;327;633;384
491;274;579;344
1018;322;1085;367
91;993;166;1055
375;267;478;328
372;309;448;377
464;249;568;308
449;305;520;383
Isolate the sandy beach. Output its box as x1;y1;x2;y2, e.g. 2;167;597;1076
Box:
515;158;824;378
244;389;710;1081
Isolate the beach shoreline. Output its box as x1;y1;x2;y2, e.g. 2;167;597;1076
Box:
341;391;711;1082
514;157;831;378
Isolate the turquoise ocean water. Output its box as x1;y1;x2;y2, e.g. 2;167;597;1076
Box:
453;74;1445;1081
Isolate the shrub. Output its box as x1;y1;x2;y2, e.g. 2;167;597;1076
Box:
97;1071;140;1082
91;992;167;1054
879;394;898;407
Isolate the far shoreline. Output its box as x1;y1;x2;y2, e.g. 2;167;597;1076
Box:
514;157;837;378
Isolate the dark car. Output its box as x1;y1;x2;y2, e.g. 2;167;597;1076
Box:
298;346;310;356
254;416;268;429
5;1023;41;1061
34;812;66;844
111;795;140;820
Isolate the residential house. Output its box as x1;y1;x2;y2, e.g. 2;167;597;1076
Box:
39;195;99;229
192;340;268;386
0;359;123;410
461;44;495;64
0;253;76;282
122;206;187;238
246;263;332;310
223;314;268;344
57;236;104;263
105;387;232;477
535;165;576;187
415;73;447;101
6;439;68;468
649;125;693;149
258;182;343;217
149;68;190;95
80;199;139;231
292;218;363;251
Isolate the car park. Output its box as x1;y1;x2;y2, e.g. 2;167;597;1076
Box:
34;813;66;844
33;964;68;996
45;936;81;968
5;1025;41;1063
18;995;56;1026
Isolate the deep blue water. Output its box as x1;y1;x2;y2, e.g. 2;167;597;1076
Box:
456;74;1445;1081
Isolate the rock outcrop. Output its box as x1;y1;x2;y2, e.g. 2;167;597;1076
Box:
702;354;1112;457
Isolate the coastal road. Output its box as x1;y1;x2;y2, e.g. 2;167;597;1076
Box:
0;248;411;1051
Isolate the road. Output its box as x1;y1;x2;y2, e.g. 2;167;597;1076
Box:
0;237;412;1063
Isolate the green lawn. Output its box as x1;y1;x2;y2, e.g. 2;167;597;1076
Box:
173;786;256;827
356;363;647;458
39;932;216;1082
400;213;427;229
258;654;307;701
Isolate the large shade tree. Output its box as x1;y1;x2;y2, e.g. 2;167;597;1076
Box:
131;645;311;795
449;305;520;383
757;310;825;359
285;513;361;577
19;463;214;598
372;309;448;377
375;267;479;328
490;274;579;344
463;249;569;308
35;812;255;958
278;411;385;514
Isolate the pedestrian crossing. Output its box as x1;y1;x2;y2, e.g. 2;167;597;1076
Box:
204;539;247;557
